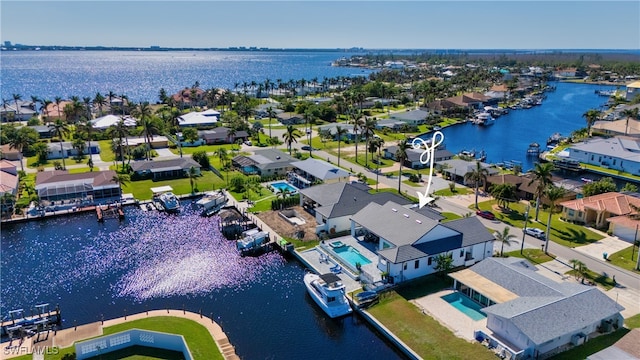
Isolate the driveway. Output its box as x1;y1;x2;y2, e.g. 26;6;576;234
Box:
154;148;177;158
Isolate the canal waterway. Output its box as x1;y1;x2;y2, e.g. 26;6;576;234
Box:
422;81;617;172
0;207;406;359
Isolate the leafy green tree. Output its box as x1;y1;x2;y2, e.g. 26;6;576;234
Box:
251;121;264;144
434;253;454;276
494;226;519;257
192;150;210;169
622;183;639;193
489;183;517;209
464;161;489;209
188;166;199;194
182;127;199;144
107;119;130;171
215;148;230;169
32;142;49;165
528;162;555;221
582;177;617;197
230;175;246;192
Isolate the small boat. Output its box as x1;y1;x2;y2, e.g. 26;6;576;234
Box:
157;192;180;213
195;190;228;216
236;229;269;253
304;272;352;318
527;142;541;156
476;112;495;126
458;150;475;158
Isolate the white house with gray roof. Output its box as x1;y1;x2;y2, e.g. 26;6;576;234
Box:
452;257;624;360
232;149;295;177
350;201;494;283
567;136;640;175
299;182;416;235
289;158;350;188
436;159;499;185
389;109;430;125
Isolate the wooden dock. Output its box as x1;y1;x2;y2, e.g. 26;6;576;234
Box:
96;203;125;222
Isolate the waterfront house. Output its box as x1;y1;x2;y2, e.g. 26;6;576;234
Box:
46;141;101;159
566;136;640;175
484;173;576;204
131;158;201;180
389;109;429;126
198;127;248;144
554;67;578;78
375;119;406;131
35;170;121;202
625;80;640;101
454;257;624;360
90;114;137;130
43;101;72;121
289;158;350;188
277;113;305;125
442;93;488;110
0;144;22;161
435;159;499;185
178;109;220;128
171;87;206;108
254;103;283;119
383;145;454;169
232;149;295;177
299;182;413;236
350;201;494;284
559;191;640;240
0;100;37;122
592;118;640;138
0;160;19;196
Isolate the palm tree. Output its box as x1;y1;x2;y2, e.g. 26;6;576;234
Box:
494;226;519;256
282;125;302;155
543;185;566;254
42;99;52;125
582;109;601;137
266;106;276;139
111;173;130;192
464;161;489;209
215;148;230;169
621;108;639;136
131;102;155;160
12;93;21;119
108;119;130;171
49;119;70;170
395;139;410;194
349;108;362;163
335;126;348;167
528;162;555;221
569;259;588;283
8;129;35;172
54;96;63;119
188;166;198;194
362;117;377;168
107;91;116;114
82;97;95;168
93;92;106;116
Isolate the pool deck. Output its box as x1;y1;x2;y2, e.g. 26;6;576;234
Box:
412;289;490;341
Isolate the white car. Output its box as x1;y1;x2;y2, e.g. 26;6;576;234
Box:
524;227;545;239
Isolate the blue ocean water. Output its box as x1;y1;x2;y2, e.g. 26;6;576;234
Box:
1;50;372;102
0;207;405;359
422;81;616;171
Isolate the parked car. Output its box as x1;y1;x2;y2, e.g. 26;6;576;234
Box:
244;140;252;146
524;227;546;239
476;210;496;220
301;145;317;151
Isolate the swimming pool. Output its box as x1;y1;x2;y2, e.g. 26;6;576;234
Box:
441;292;486;321
271;181;298;193
333;245;372;268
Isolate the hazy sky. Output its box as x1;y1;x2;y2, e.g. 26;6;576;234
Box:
2;1;639;49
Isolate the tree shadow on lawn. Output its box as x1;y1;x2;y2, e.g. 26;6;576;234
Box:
394;273;454;301
555;227;599;246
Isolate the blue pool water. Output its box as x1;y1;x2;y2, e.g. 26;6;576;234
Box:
334;245;372;268
441;292;486;321
271;181;298;193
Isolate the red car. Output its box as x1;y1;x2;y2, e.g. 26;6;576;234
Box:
476;210;496;220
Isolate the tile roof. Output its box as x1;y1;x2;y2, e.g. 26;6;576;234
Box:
291;158;349;180
560;192;640;216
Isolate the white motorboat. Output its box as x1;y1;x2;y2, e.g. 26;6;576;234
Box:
236;229;269;252
304;272;352;318
157;192;180;213
476;112;495;126
195;190;227;216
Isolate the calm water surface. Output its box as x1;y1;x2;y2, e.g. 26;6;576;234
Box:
0;207;405;359
1;51;372;102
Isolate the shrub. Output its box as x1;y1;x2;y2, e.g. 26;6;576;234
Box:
192;150;210;169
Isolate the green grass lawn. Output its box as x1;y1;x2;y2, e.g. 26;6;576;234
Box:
368;290;495;359
343;154;395;168
625;313;640;328
476;200;604;247
434;186;473;196
122;171;225;200
228;185;274;205
607;245;640;273
565;268;616;290
68;167;92;174
169;143;239;156
98;139;116;162
549;328;630;360
10;316;221;360
581;163;640;182
504;248;556;264
441;212;462;222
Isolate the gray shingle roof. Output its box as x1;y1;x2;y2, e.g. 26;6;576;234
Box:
443;217;495;247
131;158;201;172
291;158;350;180
483;288;624;345
570;136;640;162
390;109;429;122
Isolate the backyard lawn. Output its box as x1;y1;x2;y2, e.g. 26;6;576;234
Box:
476;200;604;247
368;275;496;359
98;139;116;162
549;328;630;360
168;143;239;156
122;170;226;200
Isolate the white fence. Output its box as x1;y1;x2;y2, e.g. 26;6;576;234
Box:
75;329;192;360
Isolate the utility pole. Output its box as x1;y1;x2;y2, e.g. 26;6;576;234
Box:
521;205;530;254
